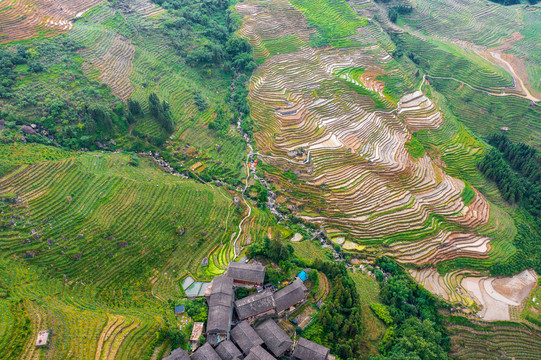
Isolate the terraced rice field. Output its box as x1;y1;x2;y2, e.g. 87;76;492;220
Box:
0;142;266;357
78;28;135;100
64;2;248;178
411;268;538;321
0;149;239;298
447;317;541;360
429;77;541;148
0;256;163;360
395;0;541;97
291;241;332;262
0;0;103;43
237;0;513;271
289;0;367;47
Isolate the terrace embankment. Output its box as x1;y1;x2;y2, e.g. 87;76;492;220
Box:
79;31;136;100
0;0;103;43
454;32;541;102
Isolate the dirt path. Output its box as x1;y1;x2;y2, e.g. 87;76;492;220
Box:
425;75;541;106
452;33;541;102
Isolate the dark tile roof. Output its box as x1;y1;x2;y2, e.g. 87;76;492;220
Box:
273;278;308;313
230;320;264;354
234;289;276;320
254;319;293;357
163;347;190;360
292;337;330;360
244;345;276;360
207;275;234;334
191;343;222;360
228;262;266;284
208;275;234;305
206;304;232;334
209;292;234;308
215;340;243;360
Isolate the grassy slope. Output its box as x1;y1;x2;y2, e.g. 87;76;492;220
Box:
290;0;368;47
350;273;386;358
376;0;541;146
403;0;541;94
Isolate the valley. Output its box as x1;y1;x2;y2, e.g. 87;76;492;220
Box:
0;0;540;359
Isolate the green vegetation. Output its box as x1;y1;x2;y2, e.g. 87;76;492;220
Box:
291;241;332;263
336;68;391;110
429;78;541;147
290;0;367;47
247;182;269;208
184;298;208;323
478;135;540;216
376;72;414;104
0;141;272;357
523;286;541;326
461;182;475;206
388;5;413;24
489;210;540;276
0;0;256;185
0;298;31;359
302;260;365;360
0;150;238;300
370;303;393;325
374;257;450;360
0;38;125;149
263;35;305;56
351;273;386;357
1;0;540;357
390;33;513;90
405;135;425;158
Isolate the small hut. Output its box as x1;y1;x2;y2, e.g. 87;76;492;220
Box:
35;330;50;347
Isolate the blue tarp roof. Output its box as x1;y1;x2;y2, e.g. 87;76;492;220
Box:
175;305;185;313
297;270;308;282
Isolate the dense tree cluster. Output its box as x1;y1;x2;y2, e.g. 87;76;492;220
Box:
0;38;127;149
148;93;175;133
372;257;450;360
388;5;412;23
478;135;540;216
488;135;540;185
152;0;255;73
490;213;540;276
246;235;294;265
0;48;24;99
481;134;540;277
0;45;48;97
305;260;366;360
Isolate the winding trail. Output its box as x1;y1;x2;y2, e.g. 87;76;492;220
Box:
424;75;540;106
232;145;255;259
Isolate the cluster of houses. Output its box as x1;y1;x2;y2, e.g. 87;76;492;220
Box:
165;262;331;360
